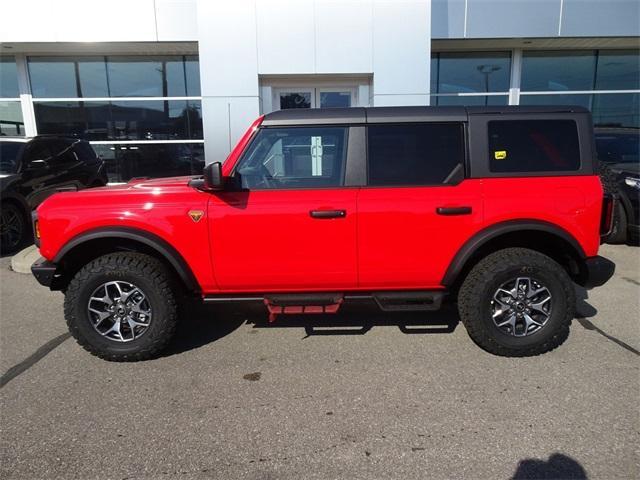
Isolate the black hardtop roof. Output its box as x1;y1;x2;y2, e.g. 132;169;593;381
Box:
261;105;590;126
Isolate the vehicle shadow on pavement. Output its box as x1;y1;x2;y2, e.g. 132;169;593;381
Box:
511;453;587;479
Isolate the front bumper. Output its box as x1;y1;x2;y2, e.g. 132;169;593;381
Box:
579;256;616;289
31;257;58;288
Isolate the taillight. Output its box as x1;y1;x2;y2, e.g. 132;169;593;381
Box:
600;194;615;238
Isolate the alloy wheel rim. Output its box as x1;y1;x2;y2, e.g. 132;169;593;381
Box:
490;276;552;337
87;281;152;342
0;208;23;248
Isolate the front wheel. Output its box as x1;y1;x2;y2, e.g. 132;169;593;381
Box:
1;203;28;255
64;252;178;361
457;248;575;357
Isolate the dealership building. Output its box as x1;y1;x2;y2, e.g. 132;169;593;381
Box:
0;0;638;182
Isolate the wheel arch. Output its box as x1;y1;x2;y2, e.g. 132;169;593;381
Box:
53;227;200;293
443;220;587;293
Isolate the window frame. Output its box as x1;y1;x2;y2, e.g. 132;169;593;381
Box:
230;125;355;191
364;121;468;189
467;112;596;178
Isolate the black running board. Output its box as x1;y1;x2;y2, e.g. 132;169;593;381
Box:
372;291;444;311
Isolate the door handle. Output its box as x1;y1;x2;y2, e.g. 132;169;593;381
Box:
309;209;346;219
436;206;472;216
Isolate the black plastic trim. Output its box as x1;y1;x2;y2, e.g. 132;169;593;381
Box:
441;220;587;286
31;257;57;287
578;255;615;289
53;227;200;292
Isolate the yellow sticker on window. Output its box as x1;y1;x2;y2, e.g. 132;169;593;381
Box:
494;150;507;160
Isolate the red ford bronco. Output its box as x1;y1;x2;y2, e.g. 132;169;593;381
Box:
31;106;615;361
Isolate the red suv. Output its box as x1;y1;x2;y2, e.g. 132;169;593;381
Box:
31;106;615;361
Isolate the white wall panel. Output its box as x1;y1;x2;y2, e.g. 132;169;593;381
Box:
373;0;430;102
315;1;373;73
197;0;259;97
256;0;315;74
156;0;199;41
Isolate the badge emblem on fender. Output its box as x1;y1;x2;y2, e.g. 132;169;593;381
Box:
188;210;204;223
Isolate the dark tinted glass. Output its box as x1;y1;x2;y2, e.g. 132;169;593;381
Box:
488;120;580;173
29;56;200;98
280;92;311;109
0;57;19;97
521;51;597;91
236;127;347;189
367;123;464;186
595;50;640;90
432;95;508;106
33;100;203;140
92;143;204;183
432;52;511;93
0;142;24;174
595;132;639;165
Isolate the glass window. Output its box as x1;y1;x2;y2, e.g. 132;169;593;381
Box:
595;50;640;91
521;51;597;92
29;58;79;98
367;123;464;186
595;131;639;165
92;143;204;183
33;100;203;140
431;95;508;106
432;52;511;93
488;120;580;173
77;57;109;97
279;92;311;110
0;101;24;136
29;56;201;98
520;93;639;129
236;127;347;189
319;91;351;108
0;57;19;98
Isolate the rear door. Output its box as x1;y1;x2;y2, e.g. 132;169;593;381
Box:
357;122;483;289
208;125;360;291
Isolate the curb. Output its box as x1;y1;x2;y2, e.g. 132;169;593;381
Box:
10;245;41;274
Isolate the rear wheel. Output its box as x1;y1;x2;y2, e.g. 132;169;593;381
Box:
458;248;575;357
64;252;178;361
1;203;28;255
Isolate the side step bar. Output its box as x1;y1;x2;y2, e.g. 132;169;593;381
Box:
203;290;445;321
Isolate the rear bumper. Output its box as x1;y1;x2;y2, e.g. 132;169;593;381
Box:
578;256;615;289
31;258;58;288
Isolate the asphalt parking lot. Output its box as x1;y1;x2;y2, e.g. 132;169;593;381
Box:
0;244;638;480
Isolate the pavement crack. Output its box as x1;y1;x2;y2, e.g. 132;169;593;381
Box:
622;276;640;286
0;332;71;388
576;318;640;356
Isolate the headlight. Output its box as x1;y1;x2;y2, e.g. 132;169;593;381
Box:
624;177;640;190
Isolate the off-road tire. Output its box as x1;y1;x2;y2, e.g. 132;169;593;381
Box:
607;202;628;245
64;252;178;361
458;248;575;357
1;203;29;255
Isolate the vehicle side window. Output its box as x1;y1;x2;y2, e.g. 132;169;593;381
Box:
235;127;348;189
367;123;464;187
488;120;580;173
49;140;79;166
72;142;98;162
22;141;53;168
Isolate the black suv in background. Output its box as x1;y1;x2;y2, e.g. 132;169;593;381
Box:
1;136;107;254
596;128;640;244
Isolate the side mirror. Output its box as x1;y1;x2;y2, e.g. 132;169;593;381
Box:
203;162;225;191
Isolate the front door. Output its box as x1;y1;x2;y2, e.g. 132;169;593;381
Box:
208;125;358;292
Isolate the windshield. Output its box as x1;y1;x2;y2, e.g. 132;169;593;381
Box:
595;132;639;165
0;142;24;174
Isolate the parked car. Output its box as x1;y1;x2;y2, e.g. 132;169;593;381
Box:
595;127;639;244
0;136;107;254
31;106;615;361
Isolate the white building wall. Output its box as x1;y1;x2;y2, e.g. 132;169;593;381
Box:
197;0;431;162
